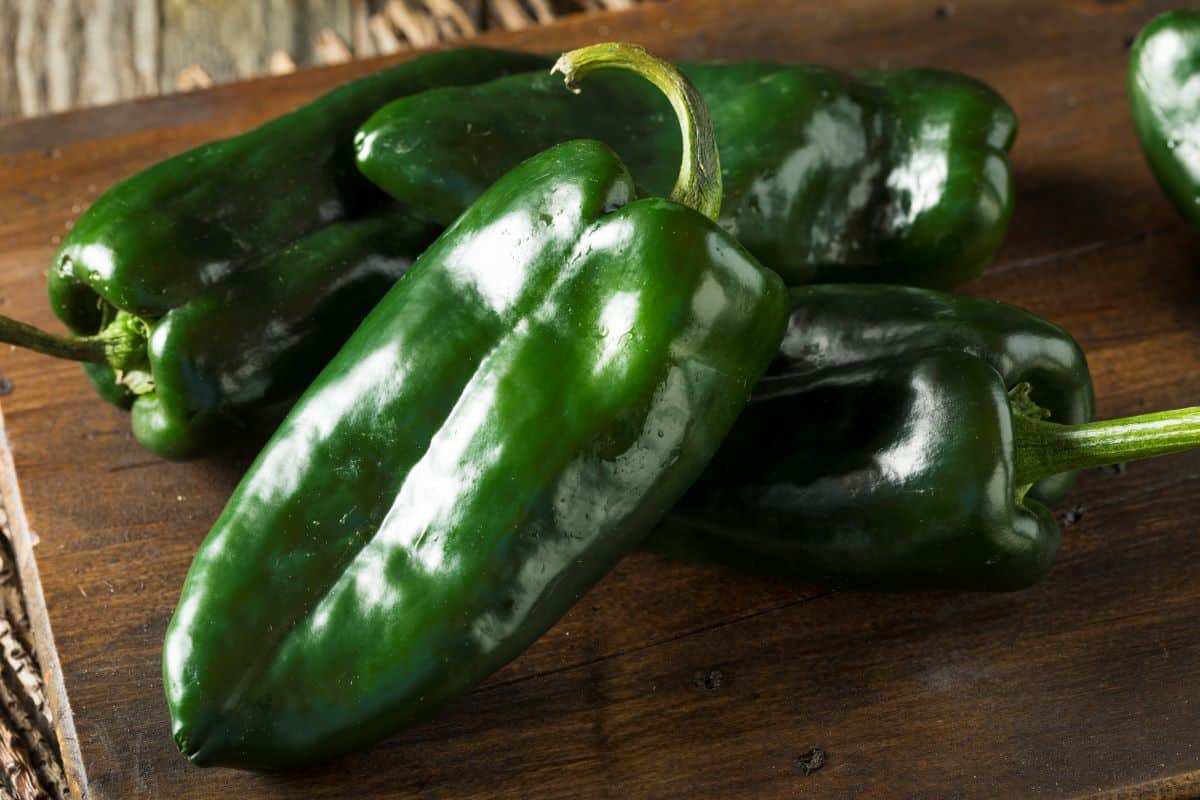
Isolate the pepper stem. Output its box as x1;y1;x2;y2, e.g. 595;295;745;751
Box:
0;313;109;364
0;310;149;376
1012;407;1200;487
552;42;722;221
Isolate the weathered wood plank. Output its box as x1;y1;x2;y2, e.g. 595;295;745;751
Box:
159;0;355;90
3;0;162;118
4;0;1200;798
0;2;12;121
0;1;620;118
0;423;72;800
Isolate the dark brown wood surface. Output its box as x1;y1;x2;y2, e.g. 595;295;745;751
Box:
3;0;1200;797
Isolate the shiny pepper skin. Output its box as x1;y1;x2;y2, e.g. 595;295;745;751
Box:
45;48;546;458
646;285;1095;591
163;138;788;768
357;62;1016;289
1130;10;1200;231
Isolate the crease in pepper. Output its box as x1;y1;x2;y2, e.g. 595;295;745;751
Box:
162;42;789;769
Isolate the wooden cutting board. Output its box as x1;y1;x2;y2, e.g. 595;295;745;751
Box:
3;0;1200;797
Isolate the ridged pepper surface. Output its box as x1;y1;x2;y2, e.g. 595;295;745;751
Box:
650;285;1200;590
163;43;788;768
2;50;1015;459
0;48;544;457
358;61;1017;288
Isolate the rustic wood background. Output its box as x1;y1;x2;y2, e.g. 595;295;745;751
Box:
0;505;67;800
5;0;1200;798
0;0;639;119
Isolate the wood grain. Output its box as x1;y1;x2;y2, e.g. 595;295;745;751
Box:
2;0;162;118
3;0;1200;797
159;0;355;89
0;1;633;119
0;423;70;800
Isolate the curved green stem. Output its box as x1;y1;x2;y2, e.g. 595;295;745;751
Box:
1013;407;1200;487
0;310;150;385
0;313;109;364
552;42;722;221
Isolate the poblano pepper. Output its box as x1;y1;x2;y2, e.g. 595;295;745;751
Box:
1130;10;1200;230
14;211;437;458
0;48;544;458
357;60;1016;288
648;285;1200;590
163;43;788;769
3;50;1012;459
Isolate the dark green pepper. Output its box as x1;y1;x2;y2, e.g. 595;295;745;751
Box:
0;48;544;458
163;43;788;768
128;211;438;458
4;50;1012;459
1130;10;1200;230
648;285;1200;590
1;210;438;458
357;61;1016;288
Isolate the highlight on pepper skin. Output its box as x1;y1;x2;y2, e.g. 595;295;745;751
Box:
11;24;1200;785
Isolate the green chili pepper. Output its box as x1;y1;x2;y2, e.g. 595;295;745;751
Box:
357;61;1016;288
648;284;1200;590
1130;9;1200;230
0;48;543;458
2;50;1012;459
128;211;439;458
163;43;788;769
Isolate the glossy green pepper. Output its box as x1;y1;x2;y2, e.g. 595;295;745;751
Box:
1130;9;1200;230
648;285;1200;590
3;50;1012;459
0;48;544;458
357;60;1016;288
128;211;439;457
163;43;788;768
